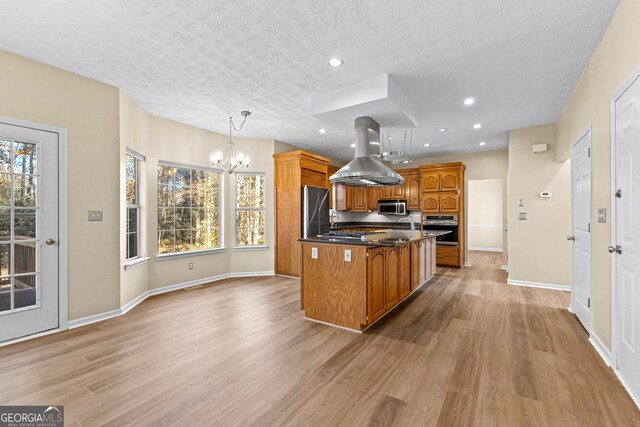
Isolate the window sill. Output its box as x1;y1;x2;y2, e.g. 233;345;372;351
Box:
124;257;150;270
156;247;227;261
233;245;269;252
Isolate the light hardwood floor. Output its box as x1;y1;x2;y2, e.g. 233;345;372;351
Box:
1;251;639;426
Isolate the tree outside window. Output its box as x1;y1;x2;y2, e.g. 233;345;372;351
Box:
235;173;265;247
157;163;221;254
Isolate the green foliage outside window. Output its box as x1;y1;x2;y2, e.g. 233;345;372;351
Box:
157;164;221;254
235;173;265;246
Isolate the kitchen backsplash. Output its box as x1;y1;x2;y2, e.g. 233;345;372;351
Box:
331;210;422;223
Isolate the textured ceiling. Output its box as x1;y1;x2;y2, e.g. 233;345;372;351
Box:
0;0;620;161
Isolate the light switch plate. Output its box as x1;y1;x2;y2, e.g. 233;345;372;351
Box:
88;210;103;221
517;199;525;207
344;249;351;262
311;247;318;259
518;212;527;221
598;208;607;223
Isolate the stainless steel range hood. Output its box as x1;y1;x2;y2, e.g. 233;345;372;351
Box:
329;117;404;187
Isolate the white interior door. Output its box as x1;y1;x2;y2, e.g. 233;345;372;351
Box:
614;72;640;401
570;129;592;331
0;122;59;343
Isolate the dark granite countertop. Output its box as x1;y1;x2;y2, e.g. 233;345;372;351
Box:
299;230;451;247
329;221;418;230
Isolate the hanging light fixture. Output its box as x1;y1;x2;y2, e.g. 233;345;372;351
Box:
381;129;413;164
210;110;251;174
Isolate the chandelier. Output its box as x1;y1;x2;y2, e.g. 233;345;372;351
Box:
381;129;413;165
210;110;251;174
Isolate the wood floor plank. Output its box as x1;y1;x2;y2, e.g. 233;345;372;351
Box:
0;252;638;426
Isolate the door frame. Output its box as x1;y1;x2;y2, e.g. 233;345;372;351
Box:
0;115;68;332
569;123;592;332
610;63;640;376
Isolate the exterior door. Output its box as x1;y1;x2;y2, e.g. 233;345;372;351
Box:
614;72;640;400
570;129;592;332
0;122;59;342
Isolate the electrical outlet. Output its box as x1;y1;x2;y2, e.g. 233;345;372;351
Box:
188;262;193;270
88;210;103;221
311;247;318;259
518;212;527;221
344;249;351;262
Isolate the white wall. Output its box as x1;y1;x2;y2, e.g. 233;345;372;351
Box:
468;179;503;251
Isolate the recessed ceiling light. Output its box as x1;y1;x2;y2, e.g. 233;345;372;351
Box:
318;128;326;134
473;123;482;129
479;141;486;146
439;128;446;132
350;143;356;148
424;143;431;147
389;137;394;140
464;98;475;106
328;58;343;68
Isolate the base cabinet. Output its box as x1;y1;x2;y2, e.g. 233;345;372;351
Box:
367;248;386;323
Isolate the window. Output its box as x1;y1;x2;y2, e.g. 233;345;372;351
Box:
157;162;221;255
235;173;265;247
126;151;142;260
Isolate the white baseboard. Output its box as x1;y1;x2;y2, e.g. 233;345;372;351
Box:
588;331;612;368
615;369;640;411
68;270;275;329
469;247;504;252
507;278;571;292
464;261;471;267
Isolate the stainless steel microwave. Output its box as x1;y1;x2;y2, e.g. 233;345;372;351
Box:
378;200;407;215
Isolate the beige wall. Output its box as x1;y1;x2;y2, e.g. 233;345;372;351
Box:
555;0;639;348
468;179;503;251
398;150;509;263
146;116;275;292
508;124;571;287
0;49;121;320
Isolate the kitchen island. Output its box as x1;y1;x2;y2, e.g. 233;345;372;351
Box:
299;230;448;331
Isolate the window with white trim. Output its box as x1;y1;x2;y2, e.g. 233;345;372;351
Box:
157;162;221;254
125;152;142;260
234;172;265;247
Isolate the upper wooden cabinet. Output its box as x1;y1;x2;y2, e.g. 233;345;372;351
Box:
273;150;330;277
352;187;368;212
367;187;378;211
403;171;421;211
439;170;460;191
419;163;465;214
421;171;439;192
334;184;351;211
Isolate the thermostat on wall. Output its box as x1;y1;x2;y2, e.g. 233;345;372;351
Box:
540;191;552;198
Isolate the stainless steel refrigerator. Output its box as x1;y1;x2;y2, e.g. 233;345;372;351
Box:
302;186;330;238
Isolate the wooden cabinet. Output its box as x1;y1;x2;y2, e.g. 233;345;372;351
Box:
398;245;411;299
367;187;378;211
439;170;460;191
420;162;466;268
439;192;460;213
421;171;439;192
392;184;405;199
385;247;400;309
421;193;439;213
435;245;459;268
274;150;330;278
378;186;392;200
334;184;351;211
410;241;421;291
367;248;386;323
404;172;421;211
352;187;368;212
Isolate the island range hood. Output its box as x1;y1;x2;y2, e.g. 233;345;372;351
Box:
329;117;404;187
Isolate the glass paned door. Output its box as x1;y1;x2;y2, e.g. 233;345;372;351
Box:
0;122;58;343
0;139;39;313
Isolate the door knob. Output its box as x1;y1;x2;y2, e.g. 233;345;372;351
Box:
608;245;622;254
45;238;57;246
567;235;575;241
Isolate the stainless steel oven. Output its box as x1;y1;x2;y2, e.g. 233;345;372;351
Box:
378;200;407;216
423;215;458;246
